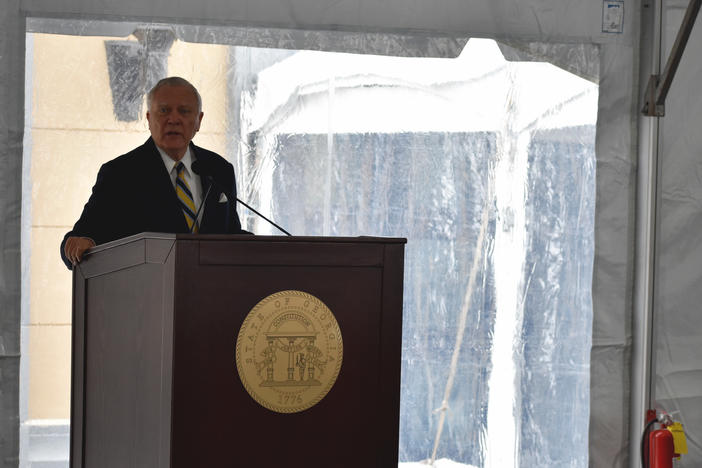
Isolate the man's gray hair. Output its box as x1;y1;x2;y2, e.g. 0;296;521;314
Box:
147;77;202;113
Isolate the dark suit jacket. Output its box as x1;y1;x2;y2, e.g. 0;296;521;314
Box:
61;138;247;269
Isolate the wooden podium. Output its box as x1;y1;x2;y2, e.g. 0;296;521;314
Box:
70;233;406;468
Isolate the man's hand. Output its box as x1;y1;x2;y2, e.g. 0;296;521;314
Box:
64;236;96;266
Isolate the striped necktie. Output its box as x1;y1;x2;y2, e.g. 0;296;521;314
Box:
174;162;199;233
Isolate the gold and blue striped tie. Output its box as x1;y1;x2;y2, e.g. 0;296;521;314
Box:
175;162;199;233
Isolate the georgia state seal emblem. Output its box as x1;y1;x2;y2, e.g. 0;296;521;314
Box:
235;290;343;413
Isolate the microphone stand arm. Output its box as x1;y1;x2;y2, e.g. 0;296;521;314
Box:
236;197;292;236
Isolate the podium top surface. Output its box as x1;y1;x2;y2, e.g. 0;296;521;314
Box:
78;232;407;278
88;232;407;256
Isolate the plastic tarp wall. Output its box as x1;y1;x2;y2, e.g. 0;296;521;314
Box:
651;1;702;465
0;0;640;466
234;39;597;467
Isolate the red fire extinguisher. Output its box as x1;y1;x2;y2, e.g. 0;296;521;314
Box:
648;424;676;468
643;410;685;468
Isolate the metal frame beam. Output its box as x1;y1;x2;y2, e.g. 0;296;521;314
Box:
642;0;701;116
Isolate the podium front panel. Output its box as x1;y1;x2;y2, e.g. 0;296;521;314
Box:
71;234;404;468
170;237;404;468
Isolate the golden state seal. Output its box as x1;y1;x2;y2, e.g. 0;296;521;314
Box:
235;290;343;413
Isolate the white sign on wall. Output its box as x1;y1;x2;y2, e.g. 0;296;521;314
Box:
602;0;624;33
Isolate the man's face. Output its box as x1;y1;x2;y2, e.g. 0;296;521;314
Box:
146;85;203;160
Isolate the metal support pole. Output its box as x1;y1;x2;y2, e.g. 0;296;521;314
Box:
631;0;664;465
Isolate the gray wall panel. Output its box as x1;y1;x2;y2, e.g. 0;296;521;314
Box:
0;1;25;467
589;40;639;468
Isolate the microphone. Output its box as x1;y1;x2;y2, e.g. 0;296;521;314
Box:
192;159;292;236
190;181;212;234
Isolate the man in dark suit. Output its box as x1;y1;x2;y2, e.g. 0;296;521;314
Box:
61;76;248;269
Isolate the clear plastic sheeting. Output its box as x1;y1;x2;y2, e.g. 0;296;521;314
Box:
236;39;598;466
27;17;469;59
497;41;600;84
19;20;604;467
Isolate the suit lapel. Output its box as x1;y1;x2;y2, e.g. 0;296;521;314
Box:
191;144;216;231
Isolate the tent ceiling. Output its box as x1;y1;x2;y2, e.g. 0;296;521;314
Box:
21;0;633;44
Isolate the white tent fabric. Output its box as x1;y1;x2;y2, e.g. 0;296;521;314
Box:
20;0;625;42
652;1;702;465
0;0;652;467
